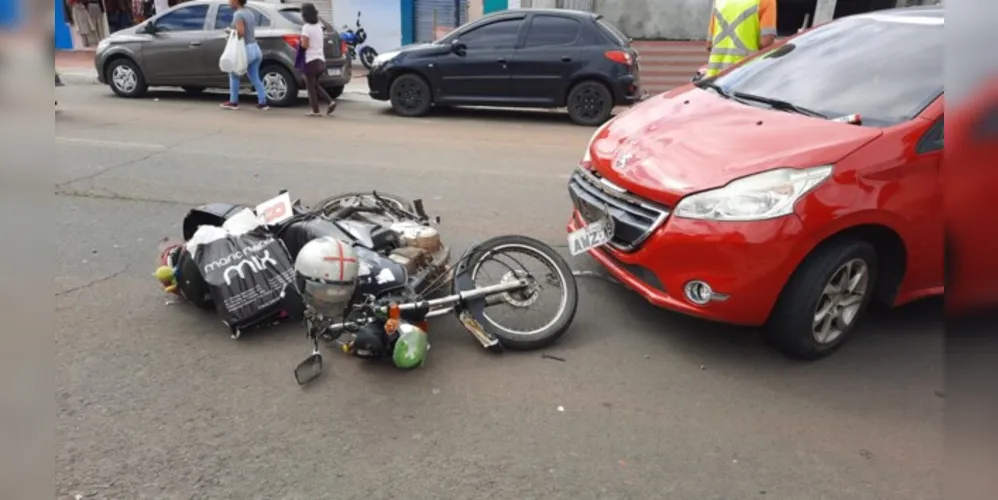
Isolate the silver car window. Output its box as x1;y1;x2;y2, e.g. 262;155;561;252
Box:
213;5;272;30
155;4;210;32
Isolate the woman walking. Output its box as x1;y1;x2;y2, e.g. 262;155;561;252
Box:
220;0;269;110
300;3;337;116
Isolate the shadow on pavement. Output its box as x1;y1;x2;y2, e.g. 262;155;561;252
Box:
373;104;605;128
101;88;368;109
569;252;941;389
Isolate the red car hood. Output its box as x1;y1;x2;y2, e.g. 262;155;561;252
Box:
589;88;883;206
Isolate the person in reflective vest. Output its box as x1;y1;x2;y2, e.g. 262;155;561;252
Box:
705;0;777;78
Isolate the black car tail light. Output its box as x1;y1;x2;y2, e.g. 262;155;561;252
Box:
604;50;634;66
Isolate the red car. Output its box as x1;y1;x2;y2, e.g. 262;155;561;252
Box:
566;7;944;359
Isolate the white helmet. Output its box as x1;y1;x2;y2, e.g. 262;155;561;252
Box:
294;237;360;317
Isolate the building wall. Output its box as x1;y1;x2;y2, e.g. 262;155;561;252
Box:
461;0;938;41
469;0;483;20
595;0;711;41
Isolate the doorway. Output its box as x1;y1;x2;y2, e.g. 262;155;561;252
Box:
776;0;818;36
833;0;900;18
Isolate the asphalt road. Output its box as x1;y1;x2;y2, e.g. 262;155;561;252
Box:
55;85;943;500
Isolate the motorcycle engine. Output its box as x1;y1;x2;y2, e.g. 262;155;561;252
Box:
386;222;444;281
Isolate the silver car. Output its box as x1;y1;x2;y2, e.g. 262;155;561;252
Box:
95;0;351;107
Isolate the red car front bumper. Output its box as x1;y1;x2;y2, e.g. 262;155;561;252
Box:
567;211;807;326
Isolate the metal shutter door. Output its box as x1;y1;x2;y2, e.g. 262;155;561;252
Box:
414;0;466;43
311;0;332;25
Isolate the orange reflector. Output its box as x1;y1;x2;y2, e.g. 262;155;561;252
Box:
385;303;401;334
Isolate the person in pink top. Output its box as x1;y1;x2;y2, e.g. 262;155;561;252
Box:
300;3;337;117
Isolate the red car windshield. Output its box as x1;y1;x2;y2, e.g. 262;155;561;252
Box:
711;13;943;127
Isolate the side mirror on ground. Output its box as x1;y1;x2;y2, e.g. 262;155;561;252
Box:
294;353;323;385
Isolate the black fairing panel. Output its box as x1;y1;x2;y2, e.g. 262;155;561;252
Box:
182;203;249;241
278;218;355;259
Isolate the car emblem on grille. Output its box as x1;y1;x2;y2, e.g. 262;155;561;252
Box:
613;152;635;173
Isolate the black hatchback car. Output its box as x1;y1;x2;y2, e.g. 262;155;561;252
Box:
367;9;642;126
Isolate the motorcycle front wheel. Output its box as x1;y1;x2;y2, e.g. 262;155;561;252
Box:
460;235;578;350
359;46;378;70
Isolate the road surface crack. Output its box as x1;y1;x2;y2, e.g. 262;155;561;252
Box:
56;265;130;297
55;150;163;188
54;188;201;206
56;128;225;188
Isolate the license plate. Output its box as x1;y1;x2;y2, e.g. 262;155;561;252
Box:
326;68;341;76
568;209;615;256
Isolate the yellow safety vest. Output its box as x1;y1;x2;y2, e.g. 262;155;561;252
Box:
706;0;761;77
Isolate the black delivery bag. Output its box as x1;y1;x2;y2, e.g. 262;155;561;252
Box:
191;226;300;332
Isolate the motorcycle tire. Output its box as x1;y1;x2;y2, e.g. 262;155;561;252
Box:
458;235;578;351
359;46;378;70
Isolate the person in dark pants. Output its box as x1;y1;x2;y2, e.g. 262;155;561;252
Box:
299;3;336;117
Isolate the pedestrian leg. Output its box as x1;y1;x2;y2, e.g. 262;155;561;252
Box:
305;60;321;114
246;44;268;108
220;71;240;109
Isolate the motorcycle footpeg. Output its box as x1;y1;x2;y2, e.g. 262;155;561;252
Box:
458;310;503;353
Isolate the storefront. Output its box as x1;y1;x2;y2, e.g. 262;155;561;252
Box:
412;0;468;42
56;0;143;50
331;0;469;50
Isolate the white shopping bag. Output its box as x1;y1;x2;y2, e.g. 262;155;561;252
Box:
219;31;248;75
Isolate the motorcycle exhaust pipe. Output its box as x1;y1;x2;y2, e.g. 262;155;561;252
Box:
399;279;529;312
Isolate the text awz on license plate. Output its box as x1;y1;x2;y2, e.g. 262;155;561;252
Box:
568;208;615;256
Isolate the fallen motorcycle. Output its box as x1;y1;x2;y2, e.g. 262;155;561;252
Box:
154;191;579;385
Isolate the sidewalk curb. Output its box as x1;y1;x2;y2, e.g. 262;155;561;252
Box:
59;71;100;85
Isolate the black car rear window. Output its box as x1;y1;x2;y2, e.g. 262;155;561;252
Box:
712;13;943;127
523;15;581;47
596;18;629;46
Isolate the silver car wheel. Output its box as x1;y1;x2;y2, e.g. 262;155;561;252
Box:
111;65;137;93
812;258;870;345
263;71;288;102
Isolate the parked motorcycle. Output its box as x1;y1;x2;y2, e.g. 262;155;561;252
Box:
340;10;379;70
154;191;579;386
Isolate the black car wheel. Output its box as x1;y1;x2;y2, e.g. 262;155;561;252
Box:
567;80;613;126
261;65;299;107
324;85;345;99
106;58;148;98
389;73;432;118
765;239;879;360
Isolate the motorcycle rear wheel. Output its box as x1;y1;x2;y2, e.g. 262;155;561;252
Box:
461;235;578;350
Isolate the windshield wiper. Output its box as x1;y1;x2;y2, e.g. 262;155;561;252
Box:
729;91;828;119
695;80;732;99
